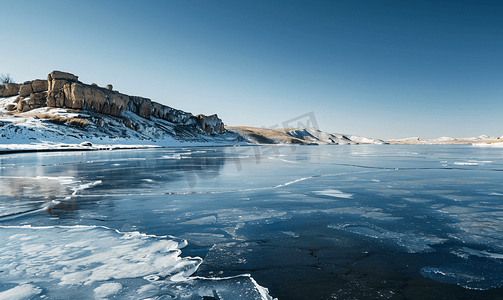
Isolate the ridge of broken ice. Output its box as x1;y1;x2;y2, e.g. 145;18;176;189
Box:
0;225;275;299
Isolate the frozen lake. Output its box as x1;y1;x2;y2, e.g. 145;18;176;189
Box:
1;145;503;299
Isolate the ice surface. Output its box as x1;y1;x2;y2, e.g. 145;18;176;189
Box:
1;144;503;296
421;264;503;290
282;231;300;238
0;225;274;299
329;224;446;253
0;225;197;285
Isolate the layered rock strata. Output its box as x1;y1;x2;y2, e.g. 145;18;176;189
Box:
0;83;20;97
0;71;224;134
196;114;225;134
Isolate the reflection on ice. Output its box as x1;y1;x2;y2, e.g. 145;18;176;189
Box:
0;176;101;220
0;176;75;198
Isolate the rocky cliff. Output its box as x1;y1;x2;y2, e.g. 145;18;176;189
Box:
0;71;224;134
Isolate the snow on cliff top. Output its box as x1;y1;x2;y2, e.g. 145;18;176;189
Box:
287;127;385;145
0;96;242;153
386;134;501;145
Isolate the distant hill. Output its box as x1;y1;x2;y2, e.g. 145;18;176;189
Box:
227;126;386;145
386;135;503;145
2;70;501;152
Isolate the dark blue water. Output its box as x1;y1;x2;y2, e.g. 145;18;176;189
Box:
1;145;502;299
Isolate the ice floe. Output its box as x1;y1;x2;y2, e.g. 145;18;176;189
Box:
313;189;354;199
453;162;479;166
0;225;274;299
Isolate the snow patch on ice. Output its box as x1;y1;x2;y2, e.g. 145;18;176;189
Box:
94;282;122;299
282;231;300;238
0;225;198;286
0;225;275;299
473;142;503;147
313;189;354;199
0;284;42;300
454;162;479;166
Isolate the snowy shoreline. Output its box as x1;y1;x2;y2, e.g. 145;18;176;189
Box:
0;143;159;155
0;140;249;155
2;96;502;152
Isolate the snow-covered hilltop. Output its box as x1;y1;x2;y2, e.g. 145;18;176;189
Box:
386;135;503;146
0;71;243;152
227;126;386;145
1;71;225;134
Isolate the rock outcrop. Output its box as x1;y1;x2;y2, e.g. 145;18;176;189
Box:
196;114;225;134
0;83;20;97
17;92;48;112
0;71;225;134
151;102;193;123
18;80;48;97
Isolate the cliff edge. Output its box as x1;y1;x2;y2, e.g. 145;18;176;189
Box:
1;71;225;135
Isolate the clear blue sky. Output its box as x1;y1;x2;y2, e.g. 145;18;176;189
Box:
1;0;502;139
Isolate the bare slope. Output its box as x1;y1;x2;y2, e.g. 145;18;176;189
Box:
226;126;386;145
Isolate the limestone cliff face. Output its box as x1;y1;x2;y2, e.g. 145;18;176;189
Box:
0;71;225;134
196;114;225;135
0;83;20;97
